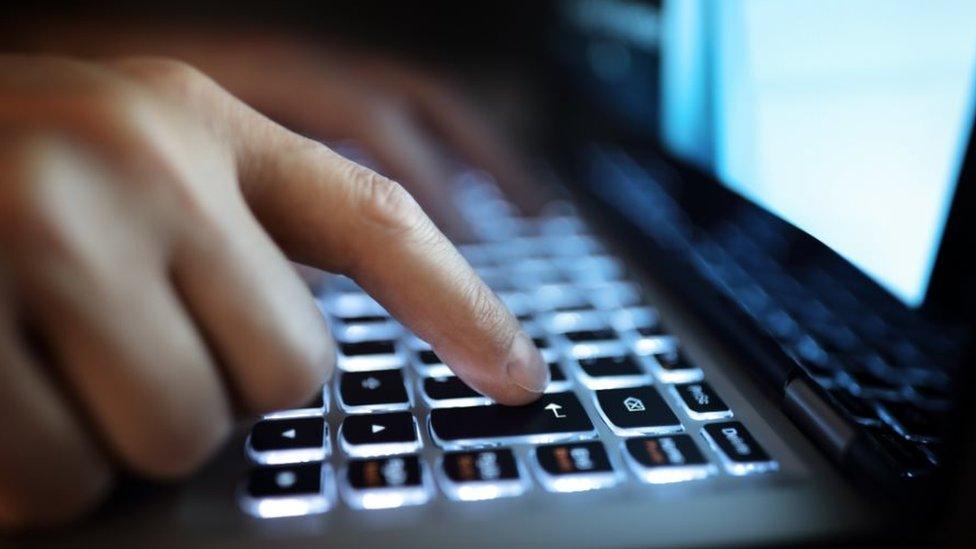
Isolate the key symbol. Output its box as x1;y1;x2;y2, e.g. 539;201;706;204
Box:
362;377;381;390
275;470;297;488
545;402;566;418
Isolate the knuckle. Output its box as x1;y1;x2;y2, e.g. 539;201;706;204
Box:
112;56;211;100
359;94;409;126
0;135;82;250
349;165;428;237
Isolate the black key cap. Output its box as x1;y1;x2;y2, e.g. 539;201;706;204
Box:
549;361;567;383
534;441;617;492
844;369;903;397
418;350;443;365
672;382;732;419
624;435;713;483
429;392;595;448
594;386;682;435
422;376;486;405
577;354;646;380
340;412;419;456
532;336;551;350
702;422;778;475
637;325;666;337
440;449;525;500
338;314;390;324
339;370;410;411
564;328;617;342
828;389;880;425
878;401;944;441
343;455;429;508
341;340;396;356
245;463;323;498
651;350;702;383
553;304;597;313
248;417;327;463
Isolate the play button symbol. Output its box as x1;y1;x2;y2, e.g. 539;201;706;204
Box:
371;424;386;434
281;428;297;439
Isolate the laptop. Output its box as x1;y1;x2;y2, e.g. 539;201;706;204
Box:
23;1;975;546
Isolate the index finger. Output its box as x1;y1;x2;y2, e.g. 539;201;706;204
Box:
215;84;550;405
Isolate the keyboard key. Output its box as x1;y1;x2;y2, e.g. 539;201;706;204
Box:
342;455;430;509
338;339;402;371
439;448;526;500
576;354;650;388
341;340;396;356
563;328;617;343
671;382;732;420
649;350;703;383
339;412;420;457
247;417;329;465
240;463;332;517
412;349;451;376
534;441;618;492
637;325;666;337
842;369;904;399
337;314;390;324
429;392;595;448
594;386;682;435
877;401;944;442
338;370;410;412
422;376;491;407
702;422;778;475
418;350;443;365
623;435;714;484
547;361;572;392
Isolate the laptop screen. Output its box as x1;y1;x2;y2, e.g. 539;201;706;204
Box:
659;0;976;307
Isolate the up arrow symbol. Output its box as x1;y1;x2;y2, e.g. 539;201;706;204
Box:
544;403;566;418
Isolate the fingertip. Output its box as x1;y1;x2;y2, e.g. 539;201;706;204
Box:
505;331;550;394
474;331;550;406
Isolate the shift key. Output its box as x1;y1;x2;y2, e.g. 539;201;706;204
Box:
429;392;595;448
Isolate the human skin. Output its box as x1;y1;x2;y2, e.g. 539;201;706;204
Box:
0;55;549;528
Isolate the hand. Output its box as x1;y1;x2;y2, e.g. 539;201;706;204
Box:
0;56;549;528
10;24;554;240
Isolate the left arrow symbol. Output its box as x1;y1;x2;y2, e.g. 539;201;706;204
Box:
281;428;297;439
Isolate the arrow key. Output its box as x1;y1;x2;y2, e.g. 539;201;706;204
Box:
429;392;595;449
340;412;421;457
339;370;410;412
247;417;329;465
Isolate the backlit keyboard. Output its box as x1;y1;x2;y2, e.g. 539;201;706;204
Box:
237;177;779;518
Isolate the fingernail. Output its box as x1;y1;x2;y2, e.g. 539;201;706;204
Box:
505;331;550;393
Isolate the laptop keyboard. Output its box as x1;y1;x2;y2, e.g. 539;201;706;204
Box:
584;145;962;480
237;179;780;518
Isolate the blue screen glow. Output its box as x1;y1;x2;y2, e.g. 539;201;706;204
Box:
661;0;976;306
